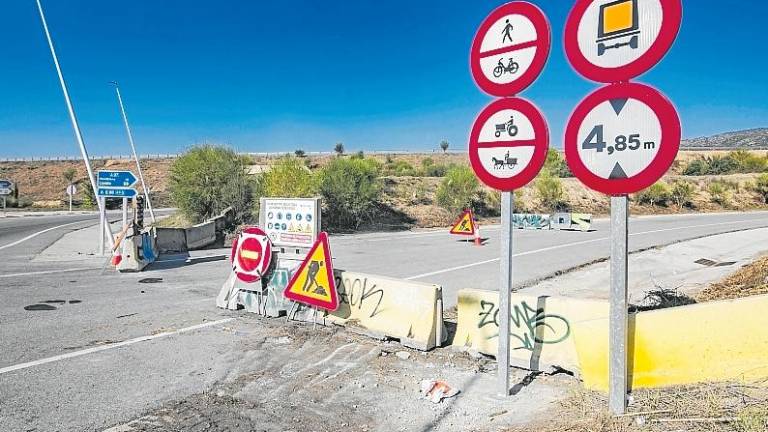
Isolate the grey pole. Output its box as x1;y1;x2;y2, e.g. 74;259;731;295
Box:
111;82;156;223
122;197;128;230
35;0;114;248
498;190;514;396
99;197;106;255
609;195;629;414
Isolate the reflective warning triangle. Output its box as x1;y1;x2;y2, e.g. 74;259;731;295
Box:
450;209;476;236
283;232;338;311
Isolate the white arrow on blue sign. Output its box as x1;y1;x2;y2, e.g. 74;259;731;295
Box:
97;187;137;198
97;170;137;188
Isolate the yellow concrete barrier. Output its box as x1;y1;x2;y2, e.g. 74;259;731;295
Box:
452;289;609;371
325;271;445;351
573;294;768;391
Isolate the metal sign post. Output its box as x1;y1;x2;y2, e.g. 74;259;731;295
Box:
468;2;551;398
35;0;114;249
609;195;629;413
122;197;128;230
111;82;156;223
497;191;514;396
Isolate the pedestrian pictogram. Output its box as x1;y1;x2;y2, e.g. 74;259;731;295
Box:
283;232;338;311
469;97;549;191
231;227;273;283
470;1;551;96
564;82;680;195
564;0;682;83
450;210;476;236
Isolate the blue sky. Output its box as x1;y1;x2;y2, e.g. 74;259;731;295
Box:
0;0;766;157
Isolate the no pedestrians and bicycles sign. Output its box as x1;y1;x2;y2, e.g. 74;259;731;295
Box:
469;1;551;97
564;0;682;83
564;82;680;195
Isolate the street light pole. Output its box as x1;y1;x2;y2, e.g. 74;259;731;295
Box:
110;82;156;224
35;0;114;249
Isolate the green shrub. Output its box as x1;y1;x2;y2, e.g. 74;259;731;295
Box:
683;155;744;175
384;160;416;176
635;181;671;206
543;149;573;178
260;156;316;198
728;150;768;173
169;145;253;224
436;165;479;213
534;173;566;210
707;180;729;205
80;181;96;209
669;180;695;209
421;157;434;167
420;163;449;177
317;157;382;229
754;174;768;203
351;151;365;160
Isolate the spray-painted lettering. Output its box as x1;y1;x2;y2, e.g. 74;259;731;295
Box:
477;300;570;351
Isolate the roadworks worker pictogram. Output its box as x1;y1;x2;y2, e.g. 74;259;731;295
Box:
283;231;339;311
450;209;476;236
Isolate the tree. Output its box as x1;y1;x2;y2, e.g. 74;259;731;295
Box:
62;167;76;185
169;145;253;224
635;182;670;207
439;140;449;153
436;166;479;213
294;149;306;158
754;174;768;203
260;156;316;198
317;157;381;229
670;180;695;209
534;172;566;210
334;142;345;156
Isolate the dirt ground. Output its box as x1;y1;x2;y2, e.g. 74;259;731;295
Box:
696;254;768;302
105;312;575;432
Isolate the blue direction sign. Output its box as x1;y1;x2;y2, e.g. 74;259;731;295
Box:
0;179;13;196
97;187;137;198
97;170;137;188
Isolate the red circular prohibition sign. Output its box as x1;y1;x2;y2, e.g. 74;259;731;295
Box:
470;1;551;96
564;82;680;195
231;226;273;283
469;97;549;191
564;0;682;83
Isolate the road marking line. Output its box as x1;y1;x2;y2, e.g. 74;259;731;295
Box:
0;318;234;375
154;254;228;264
0;267;98;279
0;219;92;251
405;219;767;280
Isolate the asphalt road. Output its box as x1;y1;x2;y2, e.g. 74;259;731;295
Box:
1;210;767;431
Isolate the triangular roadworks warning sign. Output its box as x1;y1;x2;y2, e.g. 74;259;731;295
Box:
283;232;338;311
450;210;476;236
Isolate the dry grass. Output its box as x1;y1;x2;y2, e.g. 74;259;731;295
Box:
507;381;768;432
697;255;768;302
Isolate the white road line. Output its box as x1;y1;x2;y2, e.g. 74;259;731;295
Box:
0;219;92;251
405;219;767;280
0;267;99;279
0;318;234;375
154;254;228;264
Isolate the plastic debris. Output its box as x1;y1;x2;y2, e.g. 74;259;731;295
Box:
420;379;460;403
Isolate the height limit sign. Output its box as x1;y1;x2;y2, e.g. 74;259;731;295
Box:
564;0;682;416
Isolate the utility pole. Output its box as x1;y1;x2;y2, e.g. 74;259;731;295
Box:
110;82;156;223
35;0;114;249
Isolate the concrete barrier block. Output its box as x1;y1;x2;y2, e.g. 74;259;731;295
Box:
117;230;158;273
155;227;187;253
324;271;445;351
573;294;768;391
186;221;216;250
452;289;608;372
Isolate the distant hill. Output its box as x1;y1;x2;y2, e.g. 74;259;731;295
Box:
682;128;768;149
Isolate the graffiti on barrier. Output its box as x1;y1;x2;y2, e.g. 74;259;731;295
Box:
477;299;571;351
512;213;551;230
334;275;384;318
